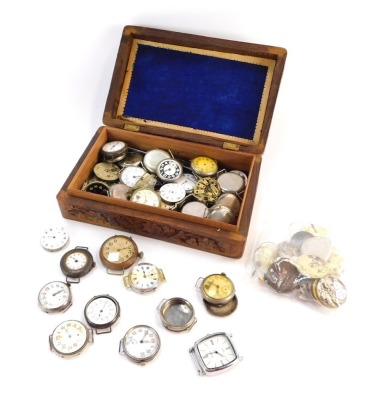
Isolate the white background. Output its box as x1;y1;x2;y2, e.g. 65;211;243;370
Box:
1;1;377;399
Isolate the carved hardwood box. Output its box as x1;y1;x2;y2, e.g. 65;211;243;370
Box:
57;25;286;258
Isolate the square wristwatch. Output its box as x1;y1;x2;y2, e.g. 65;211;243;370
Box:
189;332;241;375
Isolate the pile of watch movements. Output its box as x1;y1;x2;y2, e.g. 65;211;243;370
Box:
82;140;247;224
251;223;347;308
38;228;242;375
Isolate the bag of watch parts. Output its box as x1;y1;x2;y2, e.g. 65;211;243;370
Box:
251;222;347;308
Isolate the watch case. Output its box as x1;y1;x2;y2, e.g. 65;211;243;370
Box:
57;25;286;258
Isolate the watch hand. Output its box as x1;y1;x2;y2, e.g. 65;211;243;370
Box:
52;289;63;296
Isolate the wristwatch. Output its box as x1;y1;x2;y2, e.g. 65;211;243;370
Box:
196;272;238;316
60;246;96;283
143;148;171;174
157;297;196;332
156;158;183;182
49;320;93;358
84;294;121;334
119;324;161;364
176;172;198;193
100;140;128;163
117;150;143;168
99;235;143;274
123;262;166;294
38;280;72;313
119;166;146;187
190;156;218;177
189;332;241;375
93;162;120;182
40;227;69;252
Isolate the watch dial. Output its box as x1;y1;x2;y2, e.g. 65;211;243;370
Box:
130;188;161;207
94;162;120;181
130;263;159;291
85;295;119;327
38;281;71;312
159;183;186;203
102;140;127;154
122;325;160;362
65;251;88;271
40;227;69;252
202;273;235;303
119;166;145;187
191;156;218;176
197;333;237;370
177;173;198;192
51;320;89;356
157;159;182;181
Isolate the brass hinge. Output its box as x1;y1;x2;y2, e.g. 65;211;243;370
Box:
123;124;140;132
223;142;240;151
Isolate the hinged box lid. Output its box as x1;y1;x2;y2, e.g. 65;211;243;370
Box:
103;26;286;154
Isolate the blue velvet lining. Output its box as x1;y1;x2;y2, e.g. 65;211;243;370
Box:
124;44;268;140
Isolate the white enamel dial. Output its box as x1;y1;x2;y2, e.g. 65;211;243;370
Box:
159;183;186;204
120;325;161;363
101;140;127;155
84;295;120;332
119;166;146;187
40;227;69;252
50;320;92;357
38;281;72;313
65;251;88;270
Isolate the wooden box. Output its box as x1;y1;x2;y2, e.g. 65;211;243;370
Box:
57;25;286;258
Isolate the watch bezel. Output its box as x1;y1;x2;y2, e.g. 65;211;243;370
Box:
189;332;240;375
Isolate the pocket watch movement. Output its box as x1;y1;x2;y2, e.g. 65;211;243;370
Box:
123;262;166;294
60;246;96;283
189;332;241;375
119;325;161;364
49;320;93;358
38;280;72;313
84;294;121;334
193;177;221;205
99;235;143;274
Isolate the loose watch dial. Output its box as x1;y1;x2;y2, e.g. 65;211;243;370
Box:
40;227;69;252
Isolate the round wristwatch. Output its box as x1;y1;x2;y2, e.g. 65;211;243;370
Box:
38;280;72;313
49;320;93;358
196;272;238;316
99;235;143;274
123;262;166;294
119;166;146;188
156;158;183;182
100;140;128;162
189;332;241;375
176;172;198;193
119;324;161;364
190;155;218;177
157;297;196;332
40;227;69;252
60;246;96;283
84;294;121;334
